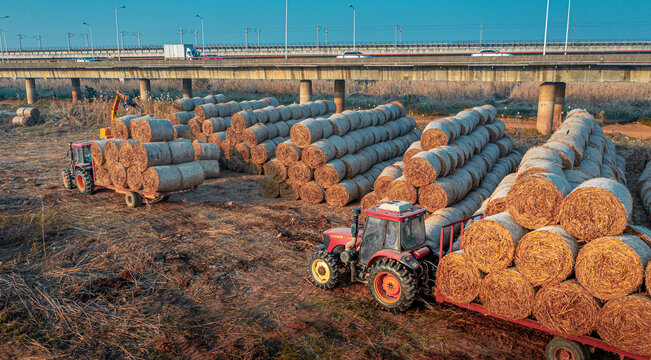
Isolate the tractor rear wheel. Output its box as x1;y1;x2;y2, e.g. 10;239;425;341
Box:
308;250;340;289
125;192;142;208
74;168;94;195
61;169;74;189
368;258;417;312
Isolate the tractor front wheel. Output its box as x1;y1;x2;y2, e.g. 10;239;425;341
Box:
74;168;95;195
368;258;417;312
308;250;340;289
61;169;74;189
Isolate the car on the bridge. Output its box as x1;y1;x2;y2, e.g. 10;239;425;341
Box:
201;55;222;60
336;51;373;59
471;49;513;57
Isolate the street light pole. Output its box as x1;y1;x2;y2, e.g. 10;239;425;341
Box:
348;4;355;51
115;5;125;60
284;0;288;59
543;0;550;55
195;14;205;54
0;16;8;64
564;0;571;55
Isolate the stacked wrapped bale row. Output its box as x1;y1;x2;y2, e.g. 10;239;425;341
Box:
90;116;221;194
12;107;41;126
222;100;336;175
172;93;227;112
637;161;651;217
437;109;651;357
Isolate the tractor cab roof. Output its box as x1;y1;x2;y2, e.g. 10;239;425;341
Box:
365;201;426;222
71;140;94;148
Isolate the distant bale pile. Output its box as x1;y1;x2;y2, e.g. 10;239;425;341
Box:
12;107;41;126
172;94;226;112
637;161;651;218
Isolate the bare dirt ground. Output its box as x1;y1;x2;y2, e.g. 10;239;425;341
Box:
0;112;649;359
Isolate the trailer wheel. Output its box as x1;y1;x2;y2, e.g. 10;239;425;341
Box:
545;337;588;360
125;192;142;208
61;169;74;189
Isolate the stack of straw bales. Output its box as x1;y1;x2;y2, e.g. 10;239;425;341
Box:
637;161;651;217
12;107;41;126
258;102;423;206
92;115;221;193
437;109;651;357
172;94;227;112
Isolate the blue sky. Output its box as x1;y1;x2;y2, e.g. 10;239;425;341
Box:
1;0;650;49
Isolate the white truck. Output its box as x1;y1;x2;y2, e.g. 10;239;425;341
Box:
163;44;201;59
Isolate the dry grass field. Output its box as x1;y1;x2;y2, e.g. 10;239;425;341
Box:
0;99;649;359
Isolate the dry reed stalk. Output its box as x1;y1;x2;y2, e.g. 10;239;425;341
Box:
436;251;484;303
575;235;650;301
532;280;600;336
464;212;527;273
479;267;535;320
300;181;326;203
596;294;651;356
514;225;579;286
559;178;633;241
263;159;287;182
258;176;280;198
506;173;571;230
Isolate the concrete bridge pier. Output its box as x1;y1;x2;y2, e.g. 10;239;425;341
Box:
334;80;345;113
140;79;151;100
536;82;555;135
299;80;312;104
25;78;37;104
552;82;566;129
182;78;192;98
71;78;81;101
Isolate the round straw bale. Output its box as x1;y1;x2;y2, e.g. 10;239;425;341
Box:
118;140;138;168
277;106;292;121
495;135;514;157
327;135;349;158
314;159;347;188
192;140;220;161
195;104;218;121
280;179;302;200
541;141;576;169
286;104;303;119
290;118;325;148
624;225;651;248
195;133;208;142
90;140;109;165
404;151;442;187
173;125;191;139
109;162;127;188
197;160;220;179
242;123;269;147
259;176;280;198
230;111;256;132
464;212;527;273
263;159;287;182
328;114;351;136
234;143;251;162
252;109;269;124
353;175;373;198
101;139;123;165
517;159;564;179
201;117;227;135
390;101;407;117
577;158;601;178
300;181;325;203
342;110;361;130
251;139;279;164
132;142;172;172
303;140;337;169
110;115;139;139
506;173;571;229
225;101;241;115
436;251;484;303
386;176;418;204
560;178;633;241
515;225;579;286
374;163;404;198
360;191;386;210
325;180;359;206
419;177;462;212
340;154;361;178
575;235;651;301
175;162;205;189
164;139;194;164
173;97;195;112
94;163;111;185
126;166;143;189
143;165;182;192
521;146;564;168
479;267;535;319
264;106;281;123
288;161;313;184
533;280;600;336
596;294;651;356
276;140;302;166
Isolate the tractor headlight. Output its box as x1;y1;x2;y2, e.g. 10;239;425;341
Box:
340;250;357;264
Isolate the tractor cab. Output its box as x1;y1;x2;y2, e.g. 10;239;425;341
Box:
61;140;95;195
308;201;437;312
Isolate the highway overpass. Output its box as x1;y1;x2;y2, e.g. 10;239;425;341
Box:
1;41;650;60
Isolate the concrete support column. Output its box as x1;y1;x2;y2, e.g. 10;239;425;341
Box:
139;79;152;100
25;78;37;105
552;82;566;130
536;82;555;135
182;78;192;98
299;80;312;104
71;78;81;101
334;79;345;113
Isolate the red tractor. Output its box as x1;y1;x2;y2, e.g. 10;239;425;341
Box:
308;201;437;312
61;140;95;195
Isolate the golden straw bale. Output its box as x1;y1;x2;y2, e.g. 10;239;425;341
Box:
575;235;650;301
288;161;314;184
506;173;571;230
533;280;600;336
479;267;535;320
624;225;651;248
559;178;633;241
485;173;517;216
263;159;287;182
464;212;527;273
300;181;325;203
436;251;484;303
325;180;359;207
90;140;109;165
258;176;280;198
374;162;404;198
314;159;346;188
404;151;442;187
514;225;579;286
276;140;303;166
597;294;651;356
93;162;111;185
360;191;386;211
386;176;418;204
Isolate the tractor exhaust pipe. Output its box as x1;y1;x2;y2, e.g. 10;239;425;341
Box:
351;207;361;238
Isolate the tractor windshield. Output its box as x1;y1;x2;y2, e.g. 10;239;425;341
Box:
359;216;386;264
402;216;426;250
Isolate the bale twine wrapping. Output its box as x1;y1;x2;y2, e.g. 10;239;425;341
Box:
18;107;40;118
479;267;535;320
374;163;404;198
464;212;527;273
325;180;359;207
506;173;571;230
300;181;325;203
90;140;109;165
404;151;442;187
575;235;651;301
132;142;172;172
118;140;138;168
166;139;195;164
597;294;651;356
514;225;579;286
109;163;127;188
559;178;633;241
288;161;314;184
263;159;287;182
133;119;175;143
314;159;347;188
142;165;182;192
126;166;143;189
276;140;302;166
436;251;484;303
175;162;205;189
104;139;125;164
533;280;600;336
193;140;220;161
303;140;337;169
386;176;418;204
259;176;280;198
